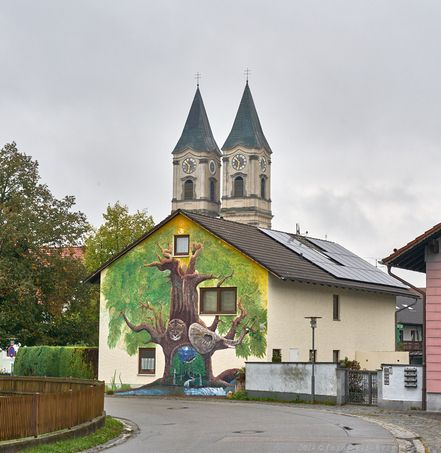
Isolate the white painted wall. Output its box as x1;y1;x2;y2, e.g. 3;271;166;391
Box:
355;351;409;370
267;276;397;367
246;363;337;396
381;365;422;403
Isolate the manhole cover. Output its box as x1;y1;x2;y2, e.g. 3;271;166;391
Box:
167;406;189;410
233;430;264;434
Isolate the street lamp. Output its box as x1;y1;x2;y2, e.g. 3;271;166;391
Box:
305;316;322;403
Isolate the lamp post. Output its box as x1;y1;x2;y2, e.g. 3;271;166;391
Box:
305;316;321;403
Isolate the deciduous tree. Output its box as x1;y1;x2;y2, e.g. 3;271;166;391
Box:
0;142;95;346
84;202;154;272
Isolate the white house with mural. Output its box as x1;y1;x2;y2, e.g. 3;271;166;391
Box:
86;83;411;391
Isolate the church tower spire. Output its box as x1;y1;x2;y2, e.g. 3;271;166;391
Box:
220;83;273;228
171;87;221;217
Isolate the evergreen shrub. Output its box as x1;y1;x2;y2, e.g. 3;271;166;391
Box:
13;346;98;379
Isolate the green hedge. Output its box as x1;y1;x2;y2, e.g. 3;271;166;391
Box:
13;346;98;379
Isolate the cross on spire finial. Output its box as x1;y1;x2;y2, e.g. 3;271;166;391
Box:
244;68;251;84
195;72;202;87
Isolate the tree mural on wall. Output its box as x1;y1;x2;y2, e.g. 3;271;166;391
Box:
122;242;252;384
104;221;266;387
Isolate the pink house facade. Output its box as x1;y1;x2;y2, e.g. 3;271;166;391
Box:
383;222;441;411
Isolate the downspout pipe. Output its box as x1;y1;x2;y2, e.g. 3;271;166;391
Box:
387;265;426;411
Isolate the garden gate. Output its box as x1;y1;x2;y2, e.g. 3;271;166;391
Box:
345;370;378;405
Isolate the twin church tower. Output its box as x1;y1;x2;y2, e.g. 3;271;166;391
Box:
171;82;273;228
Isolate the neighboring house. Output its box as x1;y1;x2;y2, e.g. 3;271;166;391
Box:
86;210;411;387
61;246;85;260
396;291;424;365
383;222;441;411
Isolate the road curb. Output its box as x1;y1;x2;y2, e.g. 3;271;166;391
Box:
81;417;139;452
346;414;426;453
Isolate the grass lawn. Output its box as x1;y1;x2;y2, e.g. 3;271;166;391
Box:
22;417;124;453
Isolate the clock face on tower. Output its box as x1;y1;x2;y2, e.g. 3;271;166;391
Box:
231;153;247;171
182;157;197;174
260;157;267;173
209;160;216;175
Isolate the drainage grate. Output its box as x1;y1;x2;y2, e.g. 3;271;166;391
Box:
233;430;264;434
167;406;189;410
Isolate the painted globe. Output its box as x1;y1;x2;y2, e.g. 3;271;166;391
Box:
177;346;197;363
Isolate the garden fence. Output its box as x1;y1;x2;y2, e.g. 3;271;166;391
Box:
0;376;104;441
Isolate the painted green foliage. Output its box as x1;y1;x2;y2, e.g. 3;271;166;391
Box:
103;215;267;383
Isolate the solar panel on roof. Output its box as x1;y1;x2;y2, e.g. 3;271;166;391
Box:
260;229;407;288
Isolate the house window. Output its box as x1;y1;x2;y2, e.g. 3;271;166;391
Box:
139;348;155;374
210;179;216;202
260;177;266;199
272;349;282;363
184;180;194;200
174;235;189;256
233;176;244;197
333;350;340;363
410;329;420;341
200;287;237;315
309;349;317;362
333;295;340;321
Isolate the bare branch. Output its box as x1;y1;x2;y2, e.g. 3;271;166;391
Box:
158;243;172;259
232;326;250;345
208;315;220;332
144;243;179;272
189;273;218;285
217;270;234;287
215;325;250;351
120;311;162;343
225;299;247;340
187;243;203;274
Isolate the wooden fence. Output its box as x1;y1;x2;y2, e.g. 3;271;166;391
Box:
0;376;105;441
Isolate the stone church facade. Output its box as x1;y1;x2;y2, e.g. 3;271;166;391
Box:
171;82;273;228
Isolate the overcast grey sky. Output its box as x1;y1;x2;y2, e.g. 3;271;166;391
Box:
2;1;440;286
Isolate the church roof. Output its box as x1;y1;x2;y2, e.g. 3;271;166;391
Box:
85;210;411;297
222;83;272;154
172;87;221;156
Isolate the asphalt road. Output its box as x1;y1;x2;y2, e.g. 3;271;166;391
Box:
105;397;398;453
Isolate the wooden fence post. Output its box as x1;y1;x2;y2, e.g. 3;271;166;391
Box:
32;392;40;437
68;388;73;429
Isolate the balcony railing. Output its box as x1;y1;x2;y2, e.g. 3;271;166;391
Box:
398;340;423;352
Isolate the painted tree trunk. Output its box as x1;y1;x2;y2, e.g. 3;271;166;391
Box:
122;242;249;386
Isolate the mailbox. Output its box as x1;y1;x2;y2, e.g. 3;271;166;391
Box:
404;367;418;388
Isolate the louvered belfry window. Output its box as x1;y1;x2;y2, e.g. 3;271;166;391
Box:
234;176;244;197
210;179;216;202
260;177;266;199
184;180;194;200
